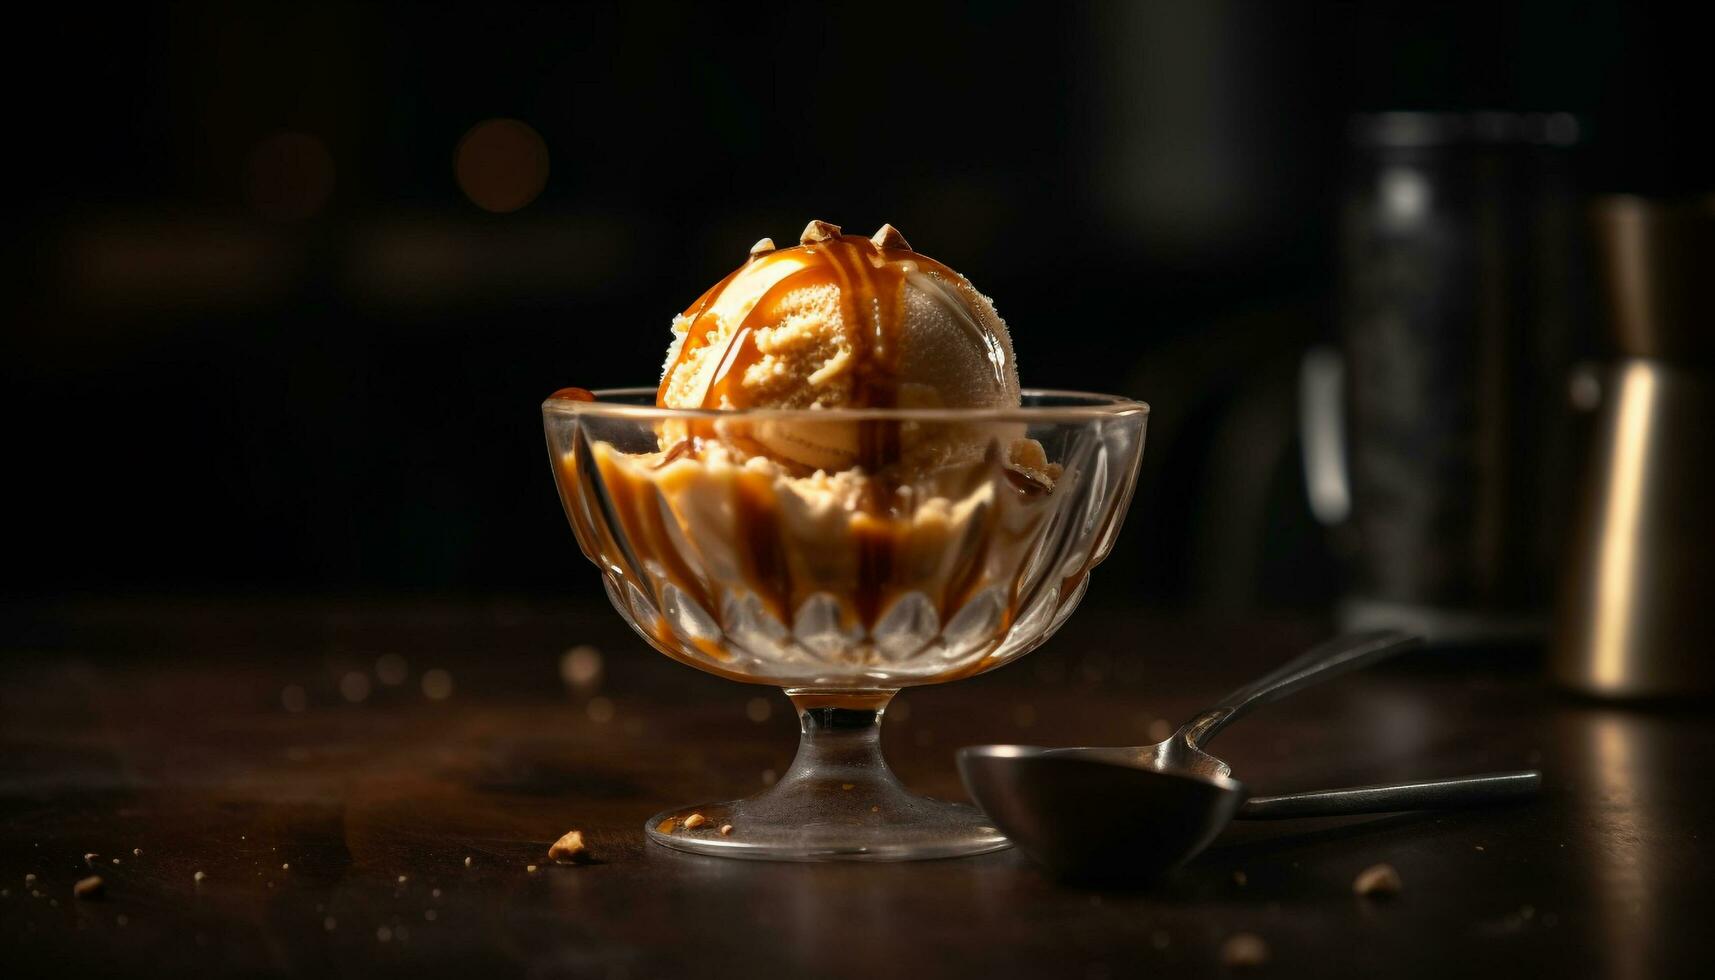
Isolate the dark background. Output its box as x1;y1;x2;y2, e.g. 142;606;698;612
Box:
4;1;1709;610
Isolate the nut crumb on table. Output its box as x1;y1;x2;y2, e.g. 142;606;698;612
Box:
549;829;592;864
73;876;104;899
683;813;708;830
1221;933;1270;968
1354;863;1404;897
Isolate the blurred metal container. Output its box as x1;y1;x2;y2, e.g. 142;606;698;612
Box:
1305;112;1590;643
1553;196;1715;696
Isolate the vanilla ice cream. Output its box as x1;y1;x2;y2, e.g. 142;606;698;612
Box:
657;220;1023;472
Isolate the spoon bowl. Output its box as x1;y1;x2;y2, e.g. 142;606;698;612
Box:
958;744;1246;880
959;632;1542;880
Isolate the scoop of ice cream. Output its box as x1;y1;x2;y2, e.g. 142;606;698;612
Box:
657;221;1020;471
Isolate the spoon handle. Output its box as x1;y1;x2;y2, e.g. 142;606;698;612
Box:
1237;770;1542;819
1184;630;1420;748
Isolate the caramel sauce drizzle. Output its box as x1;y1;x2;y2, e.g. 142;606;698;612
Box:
655;234;984;476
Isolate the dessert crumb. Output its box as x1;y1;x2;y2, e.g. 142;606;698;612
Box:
281;863;290;871
74;876;105;900
550;829;593;864
1220;933;1270;968
133;848;143;857
683;813;708;830
193;871;206;882
397;875;408;884
719;824;734;836
526;865;538;874
463;856;472;868
1353;863;1404;898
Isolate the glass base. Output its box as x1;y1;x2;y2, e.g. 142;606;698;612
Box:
644;691;1011;862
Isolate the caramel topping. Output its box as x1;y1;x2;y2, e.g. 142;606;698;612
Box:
549;387;596;402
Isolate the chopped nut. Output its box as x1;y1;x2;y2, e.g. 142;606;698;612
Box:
870;223;911;251
397;875;408;884
749;237;776;256
193;871;206;882
1353;862;1403;897
281;863;290;871
549;829;592;864
463;856;472;867
800;220;841;244
1220;932;1270;968
682;813;708;830
718;824;734;837
841;783;855;791
84;853;99;866
526;865;538;874
73;876;105;900
132;848;142;857
24;873;37;884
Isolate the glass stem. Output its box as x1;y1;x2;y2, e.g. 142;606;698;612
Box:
780;689;899;788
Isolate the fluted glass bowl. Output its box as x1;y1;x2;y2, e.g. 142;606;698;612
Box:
544;388;1147;860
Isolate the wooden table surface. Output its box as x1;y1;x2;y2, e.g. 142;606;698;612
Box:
1;598;1707;978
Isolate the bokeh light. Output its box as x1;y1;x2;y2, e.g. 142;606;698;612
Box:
454;118;549;213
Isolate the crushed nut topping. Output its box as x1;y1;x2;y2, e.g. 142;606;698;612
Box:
749;238;776;256
800;220;840;244
870;223;911;251
682;813;708;830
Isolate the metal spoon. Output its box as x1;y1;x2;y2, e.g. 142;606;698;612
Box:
957;631;1541;880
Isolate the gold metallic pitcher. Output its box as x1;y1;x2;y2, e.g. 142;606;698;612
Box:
1554;196;1715;696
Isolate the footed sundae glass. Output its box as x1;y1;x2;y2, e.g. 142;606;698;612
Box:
544;388;1147;860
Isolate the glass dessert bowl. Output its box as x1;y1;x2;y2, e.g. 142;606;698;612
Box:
543;387;1147;860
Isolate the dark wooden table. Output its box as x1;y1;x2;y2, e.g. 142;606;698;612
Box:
1;598;1708;978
